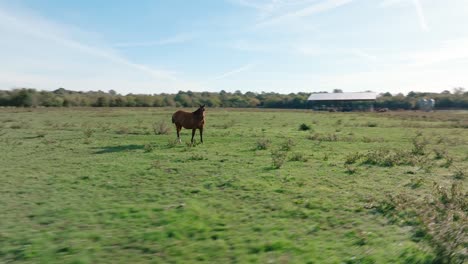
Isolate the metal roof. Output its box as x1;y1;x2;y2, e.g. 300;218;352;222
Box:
308;92;377;101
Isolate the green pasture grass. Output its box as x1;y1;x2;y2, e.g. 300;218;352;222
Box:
0;107;466;263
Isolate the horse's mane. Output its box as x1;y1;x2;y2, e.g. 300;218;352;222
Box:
192;107;204;116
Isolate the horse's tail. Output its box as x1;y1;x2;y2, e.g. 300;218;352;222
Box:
171;114;175;124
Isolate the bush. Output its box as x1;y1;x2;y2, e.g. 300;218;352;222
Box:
378;182;467;263
153;120;170;135
271;150;287;169
144;143;155;153
411;135;428;156
307;133;338;142
256;138;271;150
289;152;308;162
280;138;295;151
299;123;311;131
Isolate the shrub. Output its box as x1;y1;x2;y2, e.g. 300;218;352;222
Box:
280;138;295;151
299;123;311;131
256;138;271;150
307;133;338;142
153;120;170;135
289;152;308;162
433;148;447;160
83;127;94;138
345;152;363;165
116;126;130;134
271;150;287;169
378;182;467;263
189;153;206;161
366;121;378;127
144;143;155;153
452;167;466;180
411;135;428;156
344;165;357;175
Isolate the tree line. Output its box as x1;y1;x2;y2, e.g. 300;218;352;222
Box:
0;87;467;110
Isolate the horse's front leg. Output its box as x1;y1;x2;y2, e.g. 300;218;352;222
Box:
199;128;203;143
191;128;196;143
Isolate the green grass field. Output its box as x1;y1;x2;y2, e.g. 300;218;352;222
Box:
0;108;466;263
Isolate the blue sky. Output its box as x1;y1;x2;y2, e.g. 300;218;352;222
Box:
1;0;468;95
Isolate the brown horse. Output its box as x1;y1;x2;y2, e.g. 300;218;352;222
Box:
171;105;206;143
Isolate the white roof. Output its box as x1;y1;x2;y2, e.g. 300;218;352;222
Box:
308;92;377;101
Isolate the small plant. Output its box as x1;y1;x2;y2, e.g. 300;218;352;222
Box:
452;167;466;180
289;152;308;162
166;139;177;148
280;138;295;151
405;177;424;189
189;153;206;161
136;119;144;129
116;126;130;134
344;165;357;175
99;122;111;132
153;120;170;135
378;181;467;263
366;121;378;127
345;152;362;165
307;133;338;142
433;148;447;160
144;143;155;153
83;127;94;144
149;160;161;169
36;131;46;138
83;127;94;138
299;123;311;131
256;138;271;150
271;150;287;169
411;135;428;156
442;156;454;168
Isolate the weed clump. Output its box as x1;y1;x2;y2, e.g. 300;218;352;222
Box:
189;153;206;161
256;138;271;150
153;120;170;135
83;127;94;144
411;135;428;156
289;152;308;162
280;138;295;151
307;133;338;142
366;121;378;127
144;143;156;153
271;150;287;169
377;182;467;263
299;123;311;131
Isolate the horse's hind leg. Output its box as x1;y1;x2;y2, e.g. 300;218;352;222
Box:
176;125;182;143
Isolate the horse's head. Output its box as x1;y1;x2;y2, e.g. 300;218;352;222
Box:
194;104;206;117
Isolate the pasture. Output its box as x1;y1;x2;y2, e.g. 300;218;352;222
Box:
0;108;466;263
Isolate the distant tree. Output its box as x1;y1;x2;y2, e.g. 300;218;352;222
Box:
453;87;465;95
333;89;343;93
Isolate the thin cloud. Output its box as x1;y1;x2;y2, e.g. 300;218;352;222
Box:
256;0;354;28
114;33;195;48
380;0;429;32
412;0;429;32
213;63;255;80
0;6;176;81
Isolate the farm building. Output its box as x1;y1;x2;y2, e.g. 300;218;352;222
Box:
307;92;377;111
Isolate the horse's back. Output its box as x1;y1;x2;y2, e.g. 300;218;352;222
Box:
172;110;204;129
172;110;190;126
